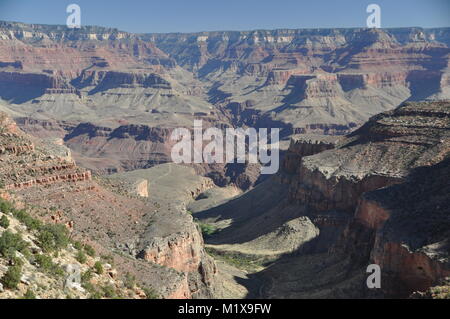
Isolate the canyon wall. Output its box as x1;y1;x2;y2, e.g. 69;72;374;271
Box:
280;101;450;297
0;113;217;298
1;22;449;141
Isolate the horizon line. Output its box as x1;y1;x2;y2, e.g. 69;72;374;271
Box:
1;19;450;36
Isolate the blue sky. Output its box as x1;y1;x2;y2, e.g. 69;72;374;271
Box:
0;0;448;33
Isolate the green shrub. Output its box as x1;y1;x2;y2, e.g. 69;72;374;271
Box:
12;209;42;231
75;250;87;264
12;256;24;267
73;241;83;250
0;215;9;229
89;290;104;299
22;289;36;299
204;247;268;272
37;231;54;252
143;287;159;299
0;230;29;259
35;254;53;268
34;254;64;277
123;272;136;289
102;285;117;298
80;274;100;298
94;261;103;275
84;244;95;257
0;199;14;214
81;269;92;290
37;224;69;252
81;269;93;284
82;281;95;293
198;222;217;237
1;265;22;289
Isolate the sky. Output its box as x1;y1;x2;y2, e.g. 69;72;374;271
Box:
0;0;449;33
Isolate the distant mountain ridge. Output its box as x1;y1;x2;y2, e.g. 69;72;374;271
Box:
0;20;449;175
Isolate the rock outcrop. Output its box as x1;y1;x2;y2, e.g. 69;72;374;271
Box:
104;163;218;298
0;112;92;190
282;134;339;173
280;101;450;297
139;217;217;297
348;159;450;297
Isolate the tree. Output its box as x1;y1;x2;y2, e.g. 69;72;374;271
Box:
38;224;69;252
0;215;9;229
0;231;28;259
84;244;95;257
94;261;103;275
1;265;22;289
75;250;87;264
22;289;36;299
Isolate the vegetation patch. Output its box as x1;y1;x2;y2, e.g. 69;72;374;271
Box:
0;215;10;229
94;261;103;275
1;265;22;289
0;231;29;259
37;224;69;252
205;247;272;272
34;253;64;277
142;286;159;299
75;250;87;264
195;220;218;237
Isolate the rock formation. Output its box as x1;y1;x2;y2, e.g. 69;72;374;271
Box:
281;101;450;297
0;113;216;298
194;101;449;298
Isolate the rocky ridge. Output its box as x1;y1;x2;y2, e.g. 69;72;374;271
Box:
0;113;216;298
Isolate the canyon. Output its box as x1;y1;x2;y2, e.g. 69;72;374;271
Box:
0;20;449;299
194;101;449;298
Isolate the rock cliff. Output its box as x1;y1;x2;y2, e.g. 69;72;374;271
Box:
281;100;450;297
195;101;449;298
0;113;216;298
